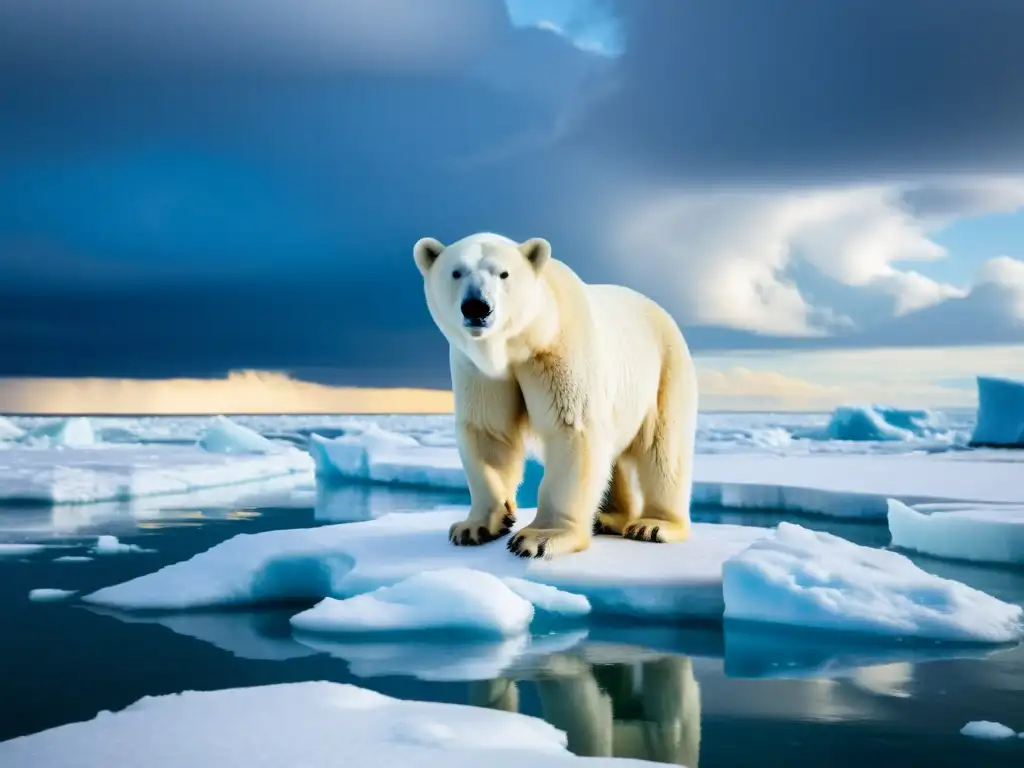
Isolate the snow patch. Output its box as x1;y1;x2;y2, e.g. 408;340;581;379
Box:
0;681;655;768
722;522;1023;643
83;508;767;620
970;376;1024;447
888;499;1024;565
290;568;535;639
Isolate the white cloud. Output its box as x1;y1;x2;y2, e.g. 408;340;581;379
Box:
611;177;1024;340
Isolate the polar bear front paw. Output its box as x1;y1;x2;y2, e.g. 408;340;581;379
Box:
507;526;587;559
449;502;516;546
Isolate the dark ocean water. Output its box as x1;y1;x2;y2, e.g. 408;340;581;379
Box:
1;483;1022;767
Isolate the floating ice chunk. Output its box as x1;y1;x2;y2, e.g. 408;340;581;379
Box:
53;556;94;563
0;416;24;440
502;577;591;618
0;543;46;558
970;376;1024;448
888;499;1024;565
0;681;657;768
722;522;1023;643
0;444;313;504
28;588;76;602
197;416;281;455
960;721;1017;739
20;417;96;448
291;568;535;639
92;535;154;556
83;508;768;620
825;406;916;441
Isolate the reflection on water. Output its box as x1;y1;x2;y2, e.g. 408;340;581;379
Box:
472;652;702;766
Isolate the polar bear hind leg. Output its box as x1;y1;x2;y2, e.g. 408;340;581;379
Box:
593;458;640;536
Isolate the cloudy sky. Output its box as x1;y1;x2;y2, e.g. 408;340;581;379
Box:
1;0;1023;412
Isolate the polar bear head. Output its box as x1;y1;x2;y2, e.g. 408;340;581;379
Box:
414;232;551;346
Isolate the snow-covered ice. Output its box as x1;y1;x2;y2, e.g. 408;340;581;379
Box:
722;522;1023;643
290;568;536;638
83;508;767;620
960;721;1018;740
888;499;1024;565
92;535;153;556
970;376;1024;447
502;577;592;619
28;588;75;602
0;441;313;505
197;415;283;454
0;681;658;768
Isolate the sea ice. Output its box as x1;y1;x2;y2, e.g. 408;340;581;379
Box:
970;375;1024;448
92;535;153;555
888;499;1024;565
53;556;94;563
290;568;536;638
19;417;96;448
0;681;657;768
722;522;1023;643
0;543;47;558
960;721;1017;739
28;588;76;602
0;442;313;504
0;416;25;440
502;577;591;618
197;415;282;455
83;508;767;620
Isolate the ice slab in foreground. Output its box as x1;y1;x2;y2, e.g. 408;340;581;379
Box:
723;522;1023;644
888;499;1024;565
970;375;1024;448
0;442;313;504
0;682;658;768
84;508;767;620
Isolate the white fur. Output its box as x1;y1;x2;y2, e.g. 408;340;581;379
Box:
414;232;699;558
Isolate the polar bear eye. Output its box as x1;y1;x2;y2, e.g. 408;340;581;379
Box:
452;270;462;279
499;271;509;280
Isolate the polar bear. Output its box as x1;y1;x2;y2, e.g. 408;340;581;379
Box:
413;232;698;558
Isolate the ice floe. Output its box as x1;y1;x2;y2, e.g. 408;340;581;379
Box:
0;681;657;768
970;375;1024;448
722;522;1023;643
28;588;75;602
888;499;1024;565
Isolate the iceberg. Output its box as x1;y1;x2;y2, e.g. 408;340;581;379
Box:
83;507;767;620
18;417;96;448
887;499;1024;565
0;416;24;440
960;721;1018;740
197;415;282;454
0;682;658;768
0;443;313;505
722;522;1023;643
969;375;1024;447
810;405;941;442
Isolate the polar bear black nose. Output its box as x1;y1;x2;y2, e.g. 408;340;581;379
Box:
461;297;492;321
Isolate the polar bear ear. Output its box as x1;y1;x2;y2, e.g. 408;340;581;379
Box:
519;238;551;273
413;237;446;276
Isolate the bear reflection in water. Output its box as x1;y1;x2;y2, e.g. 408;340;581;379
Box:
470;653;701;767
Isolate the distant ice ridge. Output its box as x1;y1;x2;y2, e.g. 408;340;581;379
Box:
0;415;313;505
0;681;657;768
970;376;1024;448
17;417;96;448
888;499;1024;565
82;508;1022;643
0;416;25;440
796;405;948;442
